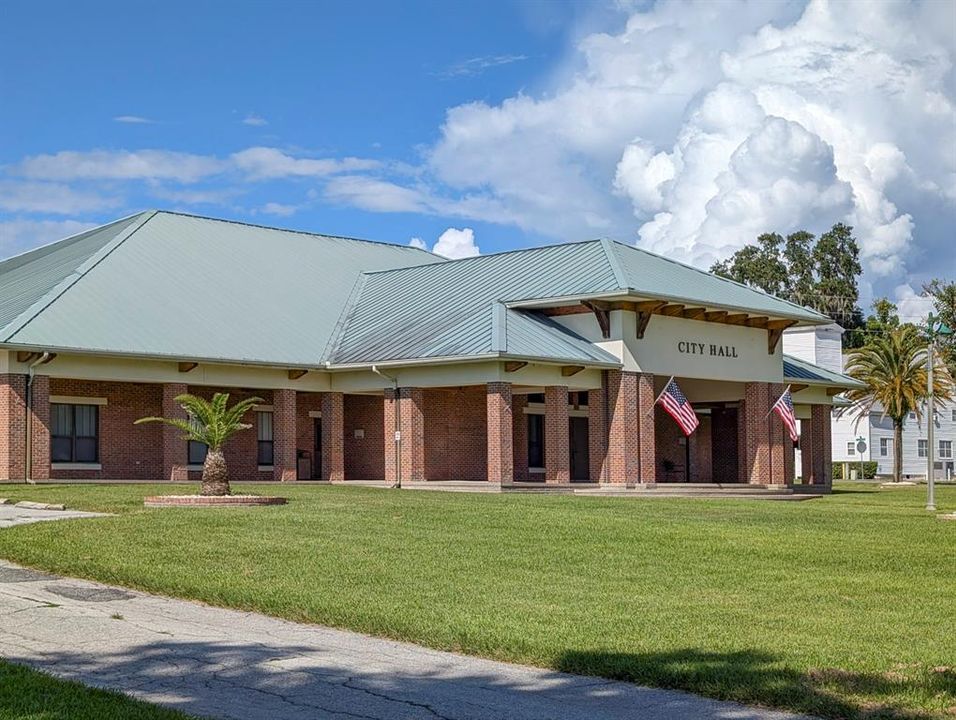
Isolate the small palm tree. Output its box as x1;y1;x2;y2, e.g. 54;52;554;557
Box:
843;325;953;483
136;393;263;496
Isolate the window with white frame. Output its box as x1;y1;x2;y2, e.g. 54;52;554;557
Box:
846;441;855;456
257;411;274;466
940;440;953;459
918;439;928;458
880;437;891;457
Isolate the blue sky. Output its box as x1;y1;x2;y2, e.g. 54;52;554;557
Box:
1;0;953;318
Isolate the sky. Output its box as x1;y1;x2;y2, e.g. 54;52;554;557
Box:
1;0;954;321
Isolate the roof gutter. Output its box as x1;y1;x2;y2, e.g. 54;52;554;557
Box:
24;352;51;484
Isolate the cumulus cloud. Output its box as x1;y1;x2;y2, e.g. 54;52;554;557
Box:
403;0;955;299
231;148;378;179
407;228;480;258
0;181;118;214
259;202;297;216
15;150;226;183
242;113;268;127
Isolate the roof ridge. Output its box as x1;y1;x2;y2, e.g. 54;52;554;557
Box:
153;209;438;257
606;239;828;320
599;238;628;289
360;237;608;278
1;211;158;342
320;272;369;364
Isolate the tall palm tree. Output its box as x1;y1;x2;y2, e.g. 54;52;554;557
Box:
136;393;263;496
843;325;953;483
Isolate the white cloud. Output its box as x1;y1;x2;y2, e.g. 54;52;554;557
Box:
0;181;118;214
113;115;156;124
229;147;379;179
439;54;528;78
325;176;430;213
433;227;480;259
408;237;428;250
242;113;269;127
0;218;97;256
894;283;935;325
15;150;225;183
259;202;297;217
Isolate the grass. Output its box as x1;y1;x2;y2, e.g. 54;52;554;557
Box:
0;660;193;720
0;482;953;719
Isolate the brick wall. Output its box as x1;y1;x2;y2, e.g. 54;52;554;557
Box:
162;383;189;481
187;386;272;483
711;406;739;484
655;405;687;482
742;382;771;484
346;394;384;480
691;415;713;483
295;392;322;479
49;378;164;480
423;386;487;481
588;385;606;483
0;374;26;481
321;392;345;481
512;394;529;481
544;385;570;485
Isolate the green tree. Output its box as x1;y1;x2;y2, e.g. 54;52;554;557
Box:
845;297;900;348
711;223;864;343
135;393;263;496
842;325;953;482
923;278;956;373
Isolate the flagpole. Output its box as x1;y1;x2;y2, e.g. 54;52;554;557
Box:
765;384;791;419
653;376;675;406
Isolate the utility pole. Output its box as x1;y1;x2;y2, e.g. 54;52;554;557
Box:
926;313;953;512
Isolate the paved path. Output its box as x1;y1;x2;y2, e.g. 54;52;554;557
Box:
0;560;811;720
0;503;109;528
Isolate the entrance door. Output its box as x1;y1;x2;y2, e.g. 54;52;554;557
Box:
313;417;322;480
710;406;738;483
569;417;590;482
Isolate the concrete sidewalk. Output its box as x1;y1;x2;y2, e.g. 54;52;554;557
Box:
0;503;109;528
0;560;812;720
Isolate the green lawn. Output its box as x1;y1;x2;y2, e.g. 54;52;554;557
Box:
0;482;953;720
0;660;193;720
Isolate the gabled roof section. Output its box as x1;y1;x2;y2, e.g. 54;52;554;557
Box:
2;211;439;366
602;240;828;323
0;212;149;331
784;354;864;390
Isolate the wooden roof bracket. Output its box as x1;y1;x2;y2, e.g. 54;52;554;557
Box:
504;361;528;373
288;369;308;380
582;300;611;339
178;362;199;373
766;320;797;354
560;365;585;377
634;301;666;338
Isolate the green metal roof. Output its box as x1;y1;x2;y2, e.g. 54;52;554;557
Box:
0;211;831;370
783;354;864;389
0;211;440;366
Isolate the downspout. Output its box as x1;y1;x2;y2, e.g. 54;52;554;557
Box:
371;365;401;489
24;352;51;484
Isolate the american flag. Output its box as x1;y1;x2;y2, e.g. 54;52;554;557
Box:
771;386;799;442
657;378;699;436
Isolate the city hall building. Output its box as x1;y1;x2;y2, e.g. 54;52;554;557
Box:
0;211;861;490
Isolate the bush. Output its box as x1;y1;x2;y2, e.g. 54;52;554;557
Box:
832;461;878;480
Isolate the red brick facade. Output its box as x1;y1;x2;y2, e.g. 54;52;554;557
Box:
0;373;820;487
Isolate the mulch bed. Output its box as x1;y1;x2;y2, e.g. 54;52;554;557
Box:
144;495;287;507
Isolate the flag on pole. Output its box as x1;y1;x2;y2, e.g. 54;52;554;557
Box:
771;385;799;442
657;377;699;436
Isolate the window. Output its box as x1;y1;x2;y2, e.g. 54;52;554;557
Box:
940;440;953;459
257;411;274;466
880;438;891;457
846;441;855;456
187;440;207;465
918;439;928;458
952;409;956;422
527;414;545;469
527;393;545;404
909;412;917;420
51;404;98;463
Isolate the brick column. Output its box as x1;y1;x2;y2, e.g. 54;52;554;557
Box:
273;388;297;482
800;417;813;485
512;394;529;481
604;370;637;485
636;373;656;485
0;374;25;481
161;383;188;482
27;375;50;481
486;382;513;485
544;385;570;485
808;405;832;486
743;382;771;484
767;383;787;485
588;386;606;483
321;392;345;482
383;387;425;484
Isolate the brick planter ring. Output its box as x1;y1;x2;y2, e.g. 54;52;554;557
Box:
144;495;288;508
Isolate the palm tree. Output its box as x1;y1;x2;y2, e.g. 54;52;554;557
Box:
136;393;263;496
843;325;953;483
